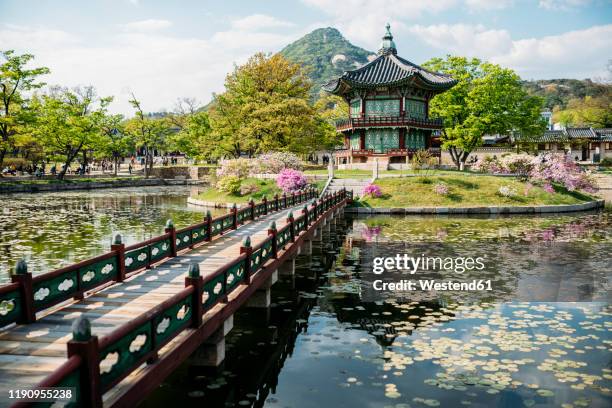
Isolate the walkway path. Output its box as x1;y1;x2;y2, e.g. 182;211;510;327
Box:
0;204;300;402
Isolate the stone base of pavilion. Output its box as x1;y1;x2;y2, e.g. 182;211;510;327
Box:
334;148;442;170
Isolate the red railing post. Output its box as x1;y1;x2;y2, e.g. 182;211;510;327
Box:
165;219;177;257
240;237;253;283
282;192;287;208
268;221;278;259
111;233;126;282
231;203;238;229
185;264;203;328
287;211;295;242
262;196;268;215
11;259;36;324
67;317;102;408
249;198;255;220
205;210;213;241
290;191;295;206
274;194;279;211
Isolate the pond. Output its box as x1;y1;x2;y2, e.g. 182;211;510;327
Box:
0;186;225;281
142;211;611;408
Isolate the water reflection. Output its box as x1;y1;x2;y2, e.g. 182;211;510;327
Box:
0;186;223;280
142;211;611;408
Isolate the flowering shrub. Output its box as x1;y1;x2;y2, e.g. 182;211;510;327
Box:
252;152;304;174
363;183;382;198
216;175;242;194
276;168;307;193
543;183;555;194
498;185;516;198
523;182;534;196
216;158;252;179
433;182;449;196
473;153;597;193
530;153;597;193
240;183;260;196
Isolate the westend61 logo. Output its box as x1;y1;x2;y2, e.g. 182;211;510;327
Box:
371;254;492;292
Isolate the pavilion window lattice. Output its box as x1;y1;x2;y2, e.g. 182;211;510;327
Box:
407;129;426;149
405;99;426;118
350;100;361;118
365;129;399;153
365;99;400;117
349;134;361;150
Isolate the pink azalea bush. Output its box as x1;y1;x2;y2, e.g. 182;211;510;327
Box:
276;168;307;193
363;183;382;198
433;182;449;196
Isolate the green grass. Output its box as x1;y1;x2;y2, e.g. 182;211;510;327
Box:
196;178;326;205
356;175;594;208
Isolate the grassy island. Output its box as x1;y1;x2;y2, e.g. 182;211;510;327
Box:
356;174;594;208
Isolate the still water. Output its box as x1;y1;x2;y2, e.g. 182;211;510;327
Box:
0;186;224;281
141;211;611;408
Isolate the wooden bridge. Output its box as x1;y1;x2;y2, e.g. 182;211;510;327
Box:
0;188;351;407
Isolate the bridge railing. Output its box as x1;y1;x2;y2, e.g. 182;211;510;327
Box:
0;188;318;330
20;189;349;408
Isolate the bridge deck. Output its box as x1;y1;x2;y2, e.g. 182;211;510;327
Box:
0;205;298;402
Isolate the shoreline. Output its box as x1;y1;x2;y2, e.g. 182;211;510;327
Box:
0;178;206;194
345;199;605;214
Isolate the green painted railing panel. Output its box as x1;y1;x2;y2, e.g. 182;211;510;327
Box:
153;297;192;346
32;270;78;309
125;246;149;272
30;367;81;408
191;225;209;245
221;215;233;232
176;230;191;250
250;247;263;271
0;288;22;327
79;256;118;291
203;273;226;309
150;238;171;262
211;219;223;237
99;322;152;391
225;259;245;292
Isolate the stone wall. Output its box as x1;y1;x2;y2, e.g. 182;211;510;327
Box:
149;166;211;180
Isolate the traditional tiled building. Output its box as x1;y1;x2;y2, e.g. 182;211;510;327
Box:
323;24;457;169
524;127;612;162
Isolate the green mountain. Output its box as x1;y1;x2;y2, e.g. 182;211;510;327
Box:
522;78;610;110
279;27;376;100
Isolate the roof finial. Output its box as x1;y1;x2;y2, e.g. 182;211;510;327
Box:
379;22;397;55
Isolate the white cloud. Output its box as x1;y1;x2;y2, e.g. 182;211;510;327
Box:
408;23;612;79
231;14;295;31
538;0;593;10
465;0;514;10
123;19;173;32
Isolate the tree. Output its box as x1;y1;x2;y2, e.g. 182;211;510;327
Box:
423;56;545;169
168;111;212;161
0;50;49;172
553;91;612;128
31;86;111;179
125;94;172;178
99;114;133;175
209;52;326;158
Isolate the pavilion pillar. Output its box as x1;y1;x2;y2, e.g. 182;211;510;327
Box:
279;257;296;276
360;130;365;150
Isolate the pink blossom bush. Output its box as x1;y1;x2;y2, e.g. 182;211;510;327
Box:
530;153;597;193
543;183;555;194
433;182;449;196
276;168;307;193
363;183;382;198
216;158;252;179
240;183;260;196
251;152;303;174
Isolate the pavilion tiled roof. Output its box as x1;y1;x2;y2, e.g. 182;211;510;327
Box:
323;25;456;95
595;128;612;141
566;127;598;139
520;128;611;143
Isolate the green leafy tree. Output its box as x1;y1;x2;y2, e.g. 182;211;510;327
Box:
553;92;612;128
99;114;133;175
0;50;49;172
423;56;545;169
209;52;327;158
125;94;172;177
31;86;111;179
168;110;212;161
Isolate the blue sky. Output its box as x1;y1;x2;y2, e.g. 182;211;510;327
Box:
1;0;611;114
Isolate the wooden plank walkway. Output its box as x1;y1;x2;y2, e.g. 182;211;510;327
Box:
0;204;299;404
